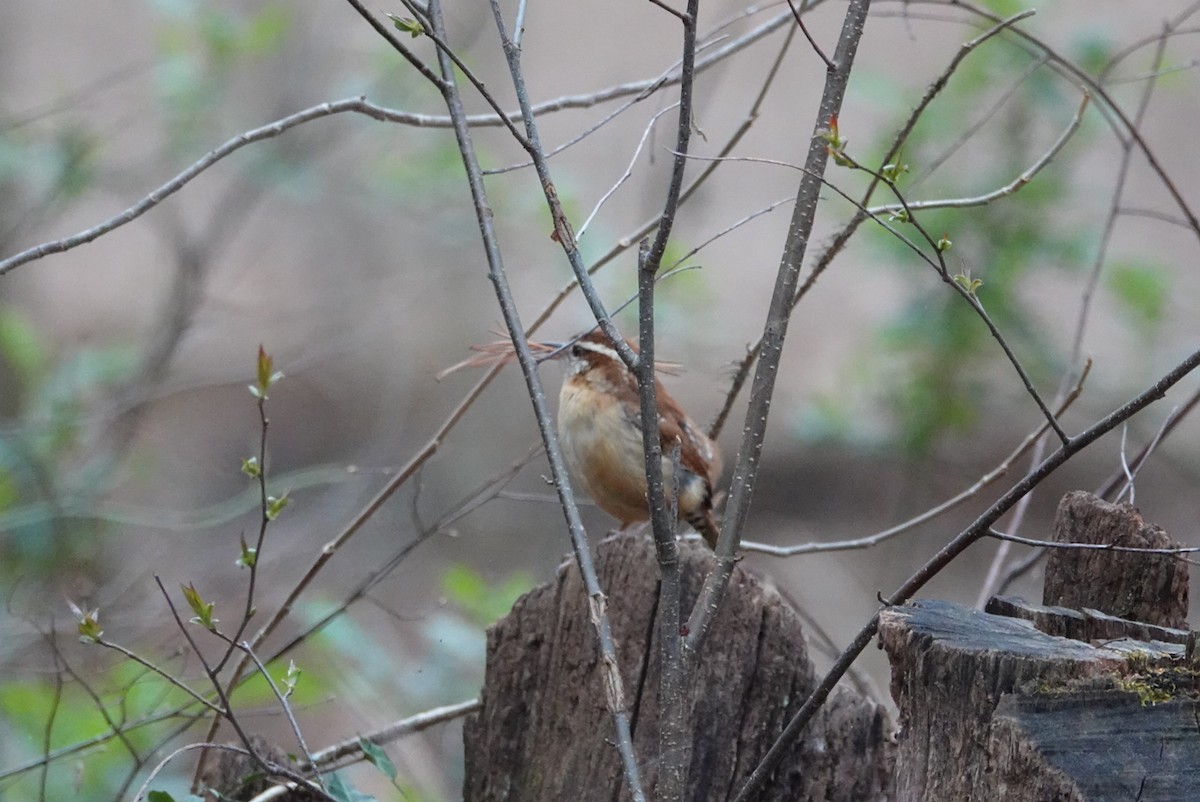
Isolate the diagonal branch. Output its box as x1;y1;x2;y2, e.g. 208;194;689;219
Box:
685;0;866;653
427;0;647;797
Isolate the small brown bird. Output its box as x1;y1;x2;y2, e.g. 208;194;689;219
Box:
548;329;722;548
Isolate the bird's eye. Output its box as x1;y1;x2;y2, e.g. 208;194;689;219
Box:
570;344;584;358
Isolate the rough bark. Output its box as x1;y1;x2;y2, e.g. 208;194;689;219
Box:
463;532;893;801
1043;490;1188;628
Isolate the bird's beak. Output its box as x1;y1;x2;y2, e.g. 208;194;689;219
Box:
533;341;570;363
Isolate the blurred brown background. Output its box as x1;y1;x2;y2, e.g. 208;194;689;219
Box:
1;1;1198;799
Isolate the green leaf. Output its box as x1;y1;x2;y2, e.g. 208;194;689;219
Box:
358;737;398;781
181;582;217;630
252;345;284;399
384;12;424;37
282;659;301;698
327;772;378;802
147;791;177;802
266;492;290;520
236;535;258;568
1108;261;1167;324
881;161;909;182
953;273;983;296
68;600;103;643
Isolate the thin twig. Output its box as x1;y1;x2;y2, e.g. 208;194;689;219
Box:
512;0;529;48
341;0;446;89
38;645;63;802
578;103;681;238
239;642;324;791
667;196;795;269
648;0;692;24
737;361;1088;557
134;743;252;802
0;97;452;276
385;0;533;149
304;699;481;770
786;0;835;69
153;577;274;782
264;446;541;664
1070;25;1170;366
868;90;1086;214
912;55;1047;188
93;637;221;715
987;527;1200;555
51;639;144;795
212;385;272;677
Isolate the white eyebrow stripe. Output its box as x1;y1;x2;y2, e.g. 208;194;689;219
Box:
578;341;622;362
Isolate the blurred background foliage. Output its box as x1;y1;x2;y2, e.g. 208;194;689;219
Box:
1;0;1198;799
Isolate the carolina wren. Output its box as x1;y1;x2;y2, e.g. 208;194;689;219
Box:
548;330;722;548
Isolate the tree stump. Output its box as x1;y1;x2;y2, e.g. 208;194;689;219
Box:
1043;490;1188;628
462;533;893;801
881;492;1197;802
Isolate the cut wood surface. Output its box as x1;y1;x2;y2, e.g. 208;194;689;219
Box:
462;533;893;801
986;595;1189;646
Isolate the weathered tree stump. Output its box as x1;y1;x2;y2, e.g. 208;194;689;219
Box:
882;492;1197;802
463;533;893;801
1044;490;1188;628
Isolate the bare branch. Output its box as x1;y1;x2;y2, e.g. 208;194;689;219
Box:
638;239;690;802
134;743;255;802
786;0;836;70
305;699;481;770
737;361;1088;557
987;527;1200;556
686;0;873;653
578;103;681;238
0;97;436;276
239;643;323;791
868;91;1087;214
342;0;445;88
